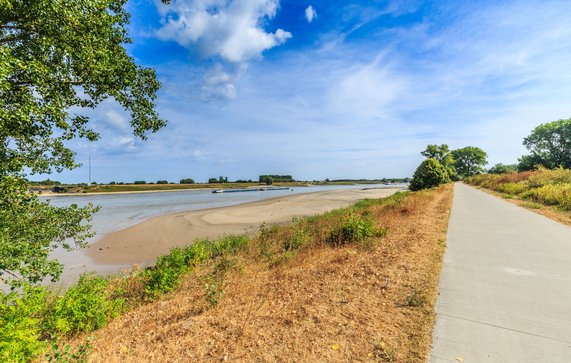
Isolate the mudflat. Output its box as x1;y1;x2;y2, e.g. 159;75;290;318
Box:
87;187;403;265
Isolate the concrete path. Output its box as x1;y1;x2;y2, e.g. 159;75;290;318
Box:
430;183;571;362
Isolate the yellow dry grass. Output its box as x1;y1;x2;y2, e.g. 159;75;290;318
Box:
78;185;453;362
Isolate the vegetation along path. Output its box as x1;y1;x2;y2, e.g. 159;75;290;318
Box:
430;183;571;362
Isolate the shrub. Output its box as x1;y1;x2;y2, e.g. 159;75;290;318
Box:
409;158;450;191
43;274;125;336
283;217;308;251
0;285;47;362
327;212;380;246
144;235;249;298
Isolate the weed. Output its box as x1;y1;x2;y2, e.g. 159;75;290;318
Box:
371;341;395;361
204;281;225;307
46;337;92;363
283;217;308;252
404;289;427;307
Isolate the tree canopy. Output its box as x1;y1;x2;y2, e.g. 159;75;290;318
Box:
451;146;488;178
1;0;166;287
409;158;450;191
420;144;456;179
522;118;571;169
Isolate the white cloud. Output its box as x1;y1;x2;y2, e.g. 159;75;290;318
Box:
305;5;316;23
155;0;291;63
154;0;291;101
201;64;239;100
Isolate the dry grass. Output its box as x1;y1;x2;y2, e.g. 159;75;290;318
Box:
72;185;453;362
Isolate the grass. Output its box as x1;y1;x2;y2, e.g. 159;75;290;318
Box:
466;168;571;226
1;185;453;362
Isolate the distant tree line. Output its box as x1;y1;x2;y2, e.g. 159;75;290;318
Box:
259;175;294;183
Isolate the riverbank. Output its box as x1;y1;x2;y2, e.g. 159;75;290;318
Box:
87;187;404;265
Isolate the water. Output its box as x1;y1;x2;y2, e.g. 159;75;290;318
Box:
41;184;402;239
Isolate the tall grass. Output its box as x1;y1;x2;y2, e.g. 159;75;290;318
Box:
466;167;571;210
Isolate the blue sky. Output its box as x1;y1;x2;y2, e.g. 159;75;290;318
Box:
50;0;571;183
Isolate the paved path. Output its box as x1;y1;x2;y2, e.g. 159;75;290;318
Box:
430;183;571;362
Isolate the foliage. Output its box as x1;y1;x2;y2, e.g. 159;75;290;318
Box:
43;274;125;336
517;153;543;171
0;176;98;288
133;180;147;185
208;178;218;184
0;0;166;287
204;281;225;307
488;163;518;174
451;146;488;178
259;175;294;183
409;158;450;191
144;235;249;298
46;337;93;363
156;180;168;184
0;285;47;362
179;178;195;184
283;217;308;251
327;212;381;246
522;118;571;169
420;144;456;178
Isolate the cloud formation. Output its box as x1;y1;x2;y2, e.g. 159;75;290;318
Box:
305;5;317;23
155;0;291;63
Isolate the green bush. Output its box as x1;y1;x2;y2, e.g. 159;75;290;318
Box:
409;158;450;191
44;274;125;336
327;212;380;246
144;235;249;298
0;285;47;362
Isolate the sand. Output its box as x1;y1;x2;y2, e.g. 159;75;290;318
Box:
87;187;403;265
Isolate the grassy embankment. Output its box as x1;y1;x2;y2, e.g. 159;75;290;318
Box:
2;185;452;362
466;168;571;226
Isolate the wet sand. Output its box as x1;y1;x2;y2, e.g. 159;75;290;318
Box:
87;187;402;265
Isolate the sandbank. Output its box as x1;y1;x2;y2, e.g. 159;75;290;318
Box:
87;187;403;265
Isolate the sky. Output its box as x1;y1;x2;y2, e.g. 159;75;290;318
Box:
46;0;571;183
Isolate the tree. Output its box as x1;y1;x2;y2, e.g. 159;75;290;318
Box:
522;118;571;169
451;146;488;178
517;153;543;172
488;163;518;174
179;178;195;184
208;178;218;184
409;158;450;191
156;180;168;184
420;144;456;178
1;0;166;287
